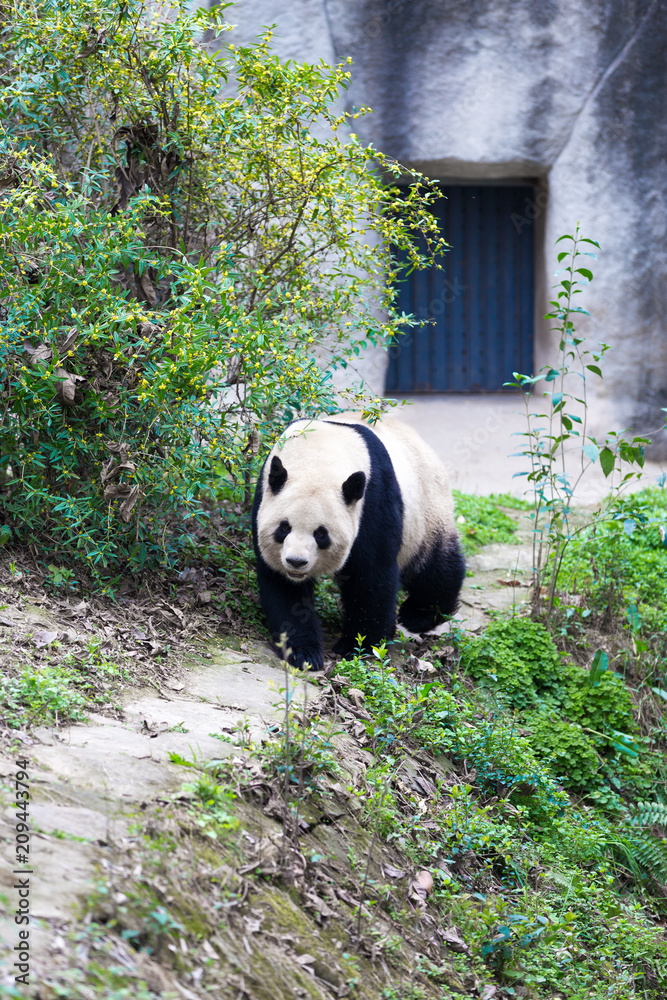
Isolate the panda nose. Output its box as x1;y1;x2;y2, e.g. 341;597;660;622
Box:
286;557;308;568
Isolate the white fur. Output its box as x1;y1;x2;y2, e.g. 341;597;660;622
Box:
256;414;455;580
256;420;370;581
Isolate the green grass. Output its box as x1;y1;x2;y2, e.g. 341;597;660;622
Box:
0;637;133;731
453;492;528;554
557;487;667;636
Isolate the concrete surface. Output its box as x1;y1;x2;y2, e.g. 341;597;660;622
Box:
217;0;667;456
391;394;667;501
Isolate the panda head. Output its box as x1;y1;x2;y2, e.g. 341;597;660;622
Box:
256;433;368;582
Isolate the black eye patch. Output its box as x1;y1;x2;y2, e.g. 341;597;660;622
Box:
273;520;291;543
313;526;330;550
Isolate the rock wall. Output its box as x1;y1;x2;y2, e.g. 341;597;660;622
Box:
218;0;667;454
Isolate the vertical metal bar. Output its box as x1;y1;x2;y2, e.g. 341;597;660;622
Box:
412;242;432;391
432;192;448;391
448;186;465;391
466;187;483;390
518;189;535;377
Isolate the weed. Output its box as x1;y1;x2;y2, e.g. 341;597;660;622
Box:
0;664;87;728
507;226;654;622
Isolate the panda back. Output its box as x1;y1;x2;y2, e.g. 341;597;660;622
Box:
333;414;456;569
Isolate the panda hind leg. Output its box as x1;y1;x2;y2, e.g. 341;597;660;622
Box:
398;533;466;633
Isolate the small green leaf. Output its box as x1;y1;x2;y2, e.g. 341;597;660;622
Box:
611;742;638;759
583;441;599;463
586;364;602;377
589;649;608;686
599;447;615;477
575;267;593;281
168;752;198;768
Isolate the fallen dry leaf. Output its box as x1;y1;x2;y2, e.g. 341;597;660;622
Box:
347;687;365;708
55;367;86;406
414;869;434;894
164;679;184;692
442;926;470;955
32;629;58;648
59;327;79;354
23;338;52;365
139;271;158;305
304;890;337;921
382;865;406;879
201;940;218;961
119;485;140;522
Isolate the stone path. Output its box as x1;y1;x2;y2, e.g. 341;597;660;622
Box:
0;527;531;989
0;632;314;987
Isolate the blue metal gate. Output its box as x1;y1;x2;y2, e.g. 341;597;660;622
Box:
385;185;535;393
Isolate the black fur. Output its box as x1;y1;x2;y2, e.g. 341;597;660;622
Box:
332;423;403;658
342;470;366;505
268;455;287;493
313;526;331;549
273;519;291;543
398;532;466;633
251;421;465;670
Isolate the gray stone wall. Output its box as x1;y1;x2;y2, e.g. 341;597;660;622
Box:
219;0;667;454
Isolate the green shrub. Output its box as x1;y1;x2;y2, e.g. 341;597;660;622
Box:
457;721;567;818
0;0;446;576
564;670;636;737
526;714;601;790
461;618;570;711
558;488;667;636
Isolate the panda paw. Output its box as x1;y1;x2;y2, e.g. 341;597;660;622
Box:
287;645;324;672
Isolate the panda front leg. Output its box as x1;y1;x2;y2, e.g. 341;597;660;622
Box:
256;557;324;670
333;559;400;659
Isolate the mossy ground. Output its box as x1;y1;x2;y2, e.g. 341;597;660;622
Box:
2;491;666;1000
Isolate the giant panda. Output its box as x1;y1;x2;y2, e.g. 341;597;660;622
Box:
251;414;465;670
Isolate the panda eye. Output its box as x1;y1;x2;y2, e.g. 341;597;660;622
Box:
273;520;291;544
313;526;330;550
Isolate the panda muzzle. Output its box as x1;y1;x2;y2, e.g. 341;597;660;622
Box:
284;555;311;579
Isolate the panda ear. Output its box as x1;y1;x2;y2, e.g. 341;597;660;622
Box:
342;471;366;505
268;455;288;494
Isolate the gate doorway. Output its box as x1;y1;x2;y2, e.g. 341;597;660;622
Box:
385;184;535;393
